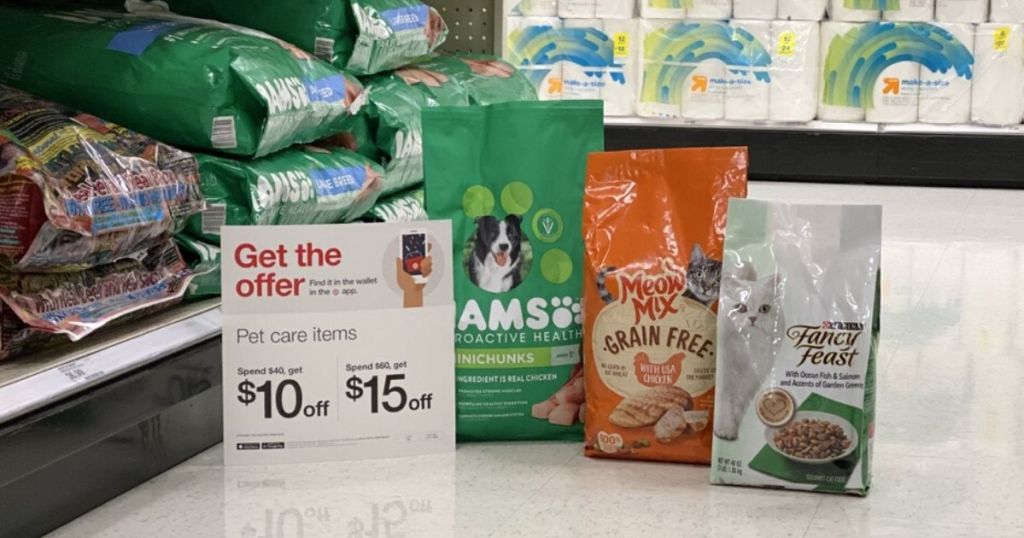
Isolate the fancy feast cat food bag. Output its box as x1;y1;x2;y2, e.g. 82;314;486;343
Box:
583;147;748;463
710;200;881;495
424;101;604;441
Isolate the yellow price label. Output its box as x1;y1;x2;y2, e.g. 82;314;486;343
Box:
613;32;630;60
995;26;1011;52
776;31;797;57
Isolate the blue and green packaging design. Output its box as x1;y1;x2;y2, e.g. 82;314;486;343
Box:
423;101;603;441
711;200;881;496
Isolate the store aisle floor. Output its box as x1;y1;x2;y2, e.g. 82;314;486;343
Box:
47;182;1024;538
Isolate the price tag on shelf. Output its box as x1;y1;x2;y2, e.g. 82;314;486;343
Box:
221;222;455;465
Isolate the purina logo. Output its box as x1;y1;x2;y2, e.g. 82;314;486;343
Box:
822;22;974;110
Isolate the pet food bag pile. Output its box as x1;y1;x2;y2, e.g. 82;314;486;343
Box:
582;147;748;463
184;147;385;244
0;241;197;360
710;199;881;495
128;0;449;76
0;86;204;272
0;5;364;158
361;188;426;223
0;86;203;359
423;101;604;441
354;54;537;197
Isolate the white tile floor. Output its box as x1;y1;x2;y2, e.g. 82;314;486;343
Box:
47;182;1024;537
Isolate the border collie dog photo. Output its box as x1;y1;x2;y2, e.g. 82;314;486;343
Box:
468;215;524;293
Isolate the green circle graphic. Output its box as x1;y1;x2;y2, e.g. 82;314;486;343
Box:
500;181;534;216
463;186;495;218
540;249;573;284
532;208;564;244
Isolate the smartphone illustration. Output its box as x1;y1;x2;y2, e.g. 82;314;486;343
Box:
401;229;428;284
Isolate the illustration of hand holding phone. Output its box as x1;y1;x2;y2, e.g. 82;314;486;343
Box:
397;230;432;308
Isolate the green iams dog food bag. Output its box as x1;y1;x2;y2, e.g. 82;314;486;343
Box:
424;101;603;441
126;0;447;75
0;5;362;158
711;200;881;496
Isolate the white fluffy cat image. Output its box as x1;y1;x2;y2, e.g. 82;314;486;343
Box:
714;266;786;440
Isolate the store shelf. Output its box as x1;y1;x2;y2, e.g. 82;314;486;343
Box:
0;302;224;538
0;299;221;424
605;119;1024;188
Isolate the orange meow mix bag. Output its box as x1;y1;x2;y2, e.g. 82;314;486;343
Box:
583;147;748;463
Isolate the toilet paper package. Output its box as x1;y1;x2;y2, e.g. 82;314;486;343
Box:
935;0;987;22
726;20;772;121
683;60;727;120
991;0;1024;22
688;0;734;20
971;23;1024;125
640;0;688;19
769;20;820;122
883;0;935;20
560;0;597;18
778;0;828;20
563;19;607;101
507;17;565;101
830;0;881;22
597;0;637;18
603;18;641;115
640;20;741;119
865;61;921;123
508;0;558;16
919;22;975;124
734;0;778;19
819;22;867;121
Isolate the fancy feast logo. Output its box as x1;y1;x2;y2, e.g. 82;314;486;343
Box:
787;321;865;367
616;259;686;323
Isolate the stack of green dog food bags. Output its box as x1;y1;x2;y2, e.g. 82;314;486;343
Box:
0;1;536;300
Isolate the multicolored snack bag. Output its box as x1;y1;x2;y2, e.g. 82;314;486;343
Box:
126;0;447;75
583;147;748;463
185;146;384;244
0;86;203;272
0;240;196;359
711;200;881;495
424;101;604;441
0;6;362;158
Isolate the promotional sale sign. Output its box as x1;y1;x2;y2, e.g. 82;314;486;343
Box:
221;222;455;465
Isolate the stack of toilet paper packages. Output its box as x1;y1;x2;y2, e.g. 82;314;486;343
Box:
638;19;820;122
506;17;640;115
821;21;1023;126
507;1;1024;24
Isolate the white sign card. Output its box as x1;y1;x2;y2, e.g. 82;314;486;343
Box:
221;222;455;465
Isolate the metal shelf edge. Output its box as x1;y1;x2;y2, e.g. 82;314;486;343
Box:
0;305;222;424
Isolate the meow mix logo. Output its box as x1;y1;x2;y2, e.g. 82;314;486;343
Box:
640;21;772;108
787;322;865;367
616;259;686;323
822;22;974;110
